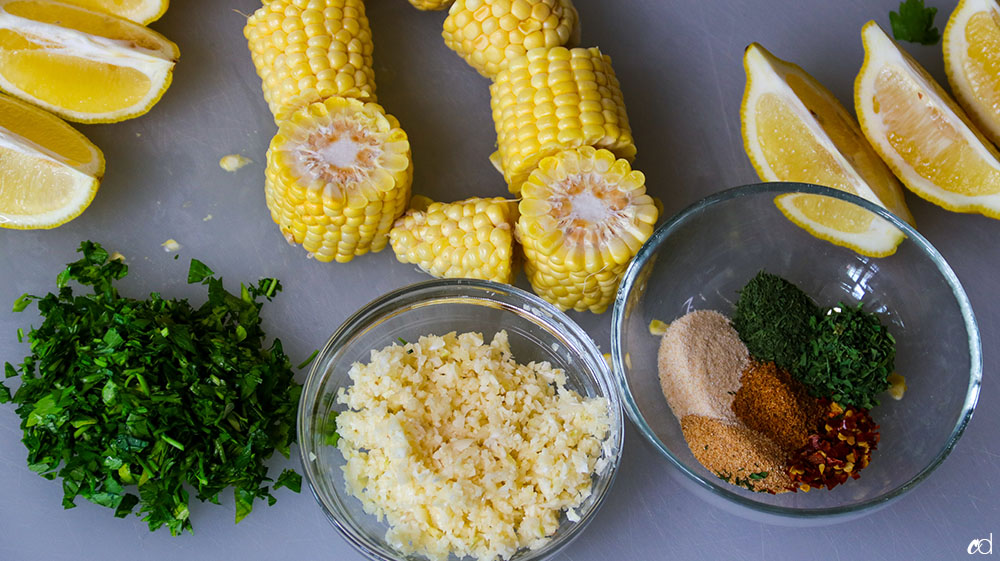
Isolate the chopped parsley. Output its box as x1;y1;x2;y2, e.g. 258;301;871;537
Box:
1;241;303;535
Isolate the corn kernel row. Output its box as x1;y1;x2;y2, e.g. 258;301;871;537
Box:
490;46;636;194
442;0;579;78
245;0;376;120
408;0;455;10
389;196;518;283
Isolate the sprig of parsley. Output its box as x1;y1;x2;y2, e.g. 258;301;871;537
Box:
890;0;941;45
1;241;303;535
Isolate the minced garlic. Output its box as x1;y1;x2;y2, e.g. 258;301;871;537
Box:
335;330;611;561
160;239;181;252
219;153;251;172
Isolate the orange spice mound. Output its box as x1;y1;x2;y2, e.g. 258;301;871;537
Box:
731;361;824;452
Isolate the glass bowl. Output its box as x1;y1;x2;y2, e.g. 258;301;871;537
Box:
299;279;624;560
611;182;981;524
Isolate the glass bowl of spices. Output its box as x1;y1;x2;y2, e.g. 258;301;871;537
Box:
299;279;624;560
611;182;981;524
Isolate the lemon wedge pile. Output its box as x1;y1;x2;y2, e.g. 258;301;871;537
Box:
741;43;912;257
0;92;104;229
0;0;177;229
944;0;1000;148
856;21;1000;219
0;0;178;123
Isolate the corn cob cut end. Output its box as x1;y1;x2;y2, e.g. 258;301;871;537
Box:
390;196;518;283
516;146;657;313
408;0;455;10
443;0;581;78
244;0;377;120
490;46;636;194
265;96;413;263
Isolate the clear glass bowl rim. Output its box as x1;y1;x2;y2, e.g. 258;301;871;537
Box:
298;278;626;560
610;181;983;518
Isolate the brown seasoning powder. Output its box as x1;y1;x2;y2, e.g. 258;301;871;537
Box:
681;415;794;494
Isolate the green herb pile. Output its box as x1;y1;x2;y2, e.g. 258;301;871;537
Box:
0;241;303;535
732;271;895;409
798;304;895;410
732;271;819;373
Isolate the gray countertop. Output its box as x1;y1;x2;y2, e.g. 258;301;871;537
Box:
1;0;996;560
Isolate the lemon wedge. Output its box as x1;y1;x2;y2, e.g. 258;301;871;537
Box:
856;21;1000;219
0;92;104;229
741;43;911;257
0;0;179;123
944;0;1000;147
60;0;167;24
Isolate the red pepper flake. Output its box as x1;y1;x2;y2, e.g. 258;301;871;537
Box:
786;399;879;491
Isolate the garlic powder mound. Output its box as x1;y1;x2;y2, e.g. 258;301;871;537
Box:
656;309;748;422
335;330;611;561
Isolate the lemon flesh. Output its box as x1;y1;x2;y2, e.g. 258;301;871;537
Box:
0;89;100;173
0;0;178;123
741;43;909;257
944;0;1000;148
857;21;1000;218
57;0;168;24
0;92;103;229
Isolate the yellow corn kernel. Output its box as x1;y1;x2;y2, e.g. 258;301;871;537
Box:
264;96;412;263
516;146;658;313
887;373;907;400
442;0;579;78
390;196;518;283
245;0;376;120
408;0;454;10
648;319;669;336
490;46;636;193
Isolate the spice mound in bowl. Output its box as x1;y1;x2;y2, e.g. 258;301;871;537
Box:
656;271;889;494
335;330;612;561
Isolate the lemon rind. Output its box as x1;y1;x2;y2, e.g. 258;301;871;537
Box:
775;193;905;258
943;0;1000;147
0;174;100;229
856;21;1000;219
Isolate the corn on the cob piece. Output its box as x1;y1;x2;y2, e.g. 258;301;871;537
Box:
491;46;636;194
389;196;517;283
265;96;412;263
244;0;376;120
442;0;579;78
516;146;657;313
408;0;454;10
